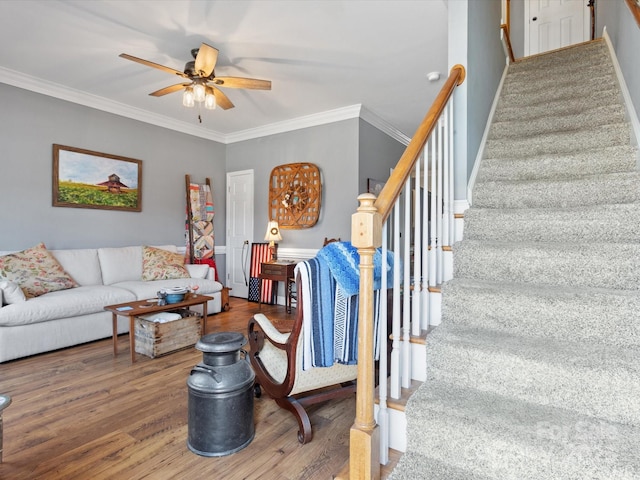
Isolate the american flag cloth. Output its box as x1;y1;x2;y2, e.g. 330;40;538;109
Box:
248;243;274;303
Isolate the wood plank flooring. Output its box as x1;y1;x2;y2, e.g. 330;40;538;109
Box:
0;298;398;479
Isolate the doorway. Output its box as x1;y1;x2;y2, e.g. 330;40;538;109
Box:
524;0;590;56
226;170;254;298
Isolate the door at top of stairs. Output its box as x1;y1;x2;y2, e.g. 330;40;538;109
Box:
524;0;591;56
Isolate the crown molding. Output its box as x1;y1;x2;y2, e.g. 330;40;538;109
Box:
0;66;227;143
0;66;410;145
359;106;411;145
224;104;363;143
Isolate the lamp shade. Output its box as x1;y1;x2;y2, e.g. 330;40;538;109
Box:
264;221;282;242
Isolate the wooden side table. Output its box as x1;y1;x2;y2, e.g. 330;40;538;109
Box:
259;261;296;313
105;294;213;363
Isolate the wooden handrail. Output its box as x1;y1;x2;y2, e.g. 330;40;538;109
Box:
373;64;465;224
626;0;640;28
501;23;516;63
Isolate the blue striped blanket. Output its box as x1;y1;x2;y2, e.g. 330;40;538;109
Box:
296;242;392;370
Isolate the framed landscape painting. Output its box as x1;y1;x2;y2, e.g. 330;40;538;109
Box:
53;145;142;212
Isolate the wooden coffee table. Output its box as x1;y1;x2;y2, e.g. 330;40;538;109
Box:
105;294;213;363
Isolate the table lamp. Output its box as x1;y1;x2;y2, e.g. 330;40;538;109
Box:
264;220;282;261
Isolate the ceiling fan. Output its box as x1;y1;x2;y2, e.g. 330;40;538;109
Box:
119;43;271;111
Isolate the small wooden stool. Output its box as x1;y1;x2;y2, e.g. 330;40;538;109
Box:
0;394;11;463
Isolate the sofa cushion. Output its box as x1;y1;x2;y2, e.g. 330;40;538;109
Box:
0;280;27;305
51;248;103;286
0;285;136;326
98;246;142;285
98;245;178;285
0;243;78;298
142;246;190;281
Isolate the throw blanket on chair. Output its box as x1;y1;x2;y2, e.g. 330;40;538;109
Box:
297;241;392;370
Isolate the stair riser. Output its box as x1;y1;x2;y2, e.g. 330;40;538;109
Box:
473;173;640;209
501;70;616;96
493;89;621;122
453;241;640;290
488;104;626;140
426;332;640;426
497;80;618;109
463;204;640;244
441;280;640;347
508;47;609;73
484;123;630;159
478;146;637;182
506;60;614;87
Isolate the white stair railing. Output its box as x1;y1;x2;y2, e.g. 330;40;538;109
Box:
349;64;466;478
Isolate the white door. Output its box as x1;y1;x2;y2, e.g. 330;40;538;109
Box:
226;170;254;298
525;0;590;56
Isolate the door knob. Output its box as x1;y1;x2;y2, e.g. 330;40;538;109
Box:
532;16;537;21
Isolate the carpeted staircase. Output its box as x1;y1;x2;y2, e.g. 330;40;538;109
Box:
390;40;640;479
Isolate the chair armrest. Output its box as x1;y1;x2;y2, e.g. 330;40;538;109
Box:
251;313;291;345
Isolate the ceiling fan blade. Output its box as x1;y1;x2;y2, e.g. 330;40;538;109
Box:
213;77;272;90
212;87;234;110
149;83;191;97
194;43;219;78
119;53;188;78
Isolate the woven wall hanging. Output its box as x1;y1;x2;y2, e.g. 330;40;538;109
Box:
269;162;321;229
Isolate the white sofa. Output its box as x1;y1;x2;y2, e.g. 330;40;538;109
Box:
0;245;223;363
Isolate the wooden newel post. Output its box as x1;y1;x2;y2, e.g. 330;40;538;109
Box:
350;193;381;480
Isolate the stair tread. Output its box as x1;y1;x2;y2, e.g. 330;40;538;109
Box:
400;380;640;480
464;202;640;243
478;145;638;182
376;379;421;411
441;278;640;347
426;325;640;425
454;239;640;290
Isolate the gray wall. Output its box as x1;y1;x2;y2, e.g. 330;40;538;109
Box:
510;0;526;58
597;0;640;126
358;119;406;196
467;0;505;181
225;119;359;249
0;84;226;254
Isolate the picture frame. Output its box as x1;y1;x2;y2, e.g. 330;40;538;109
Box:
52;144;142;212
367;178;385;196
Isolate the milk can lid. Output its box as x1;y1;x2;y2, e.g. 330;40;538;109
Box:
196;331;247;353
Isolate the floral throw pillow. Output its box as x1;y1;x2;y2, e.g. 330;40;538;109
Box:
0;243;78;298
142;246;190;281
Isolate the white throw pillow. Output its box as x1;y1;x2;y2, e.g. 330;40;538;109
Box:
184;264;210;279
0;280;27;305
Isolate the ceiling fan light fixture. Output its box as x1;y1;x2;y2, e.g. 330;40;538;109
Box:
204;87;217;110
182;86;195;107
193;82;206;103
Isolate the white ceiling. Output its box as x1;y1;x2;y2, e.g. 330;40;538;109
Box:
0;0;449;143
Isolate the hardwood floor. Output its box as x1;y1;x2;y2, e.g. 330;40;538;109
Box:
0;297;398;479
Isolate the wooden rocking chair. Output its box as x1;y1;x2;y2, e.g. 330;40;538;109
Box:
248;272;358;444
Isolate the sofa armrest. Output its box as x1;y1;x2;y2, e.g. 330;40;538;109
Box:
205;266;215;281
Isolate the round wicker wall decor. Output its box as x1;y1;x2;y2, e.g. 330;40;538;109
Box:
269;163;321;229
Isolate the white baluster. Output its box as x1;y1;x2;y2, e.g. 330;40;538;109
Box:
402;180;412;389
378;223;389;465
411;160;421;338
390;200;401;400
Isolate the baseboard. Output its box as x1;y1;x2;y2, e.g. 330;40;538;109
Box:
466;62;510;205
603;28;640;155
